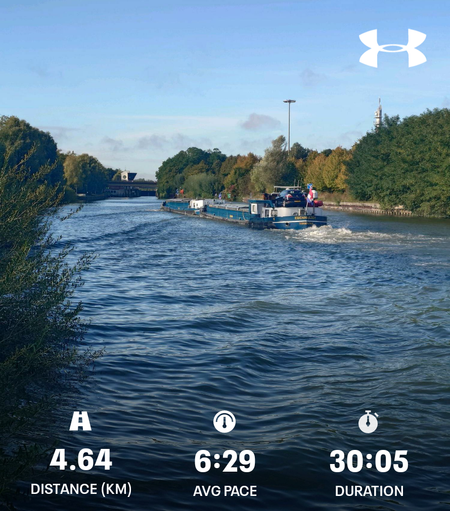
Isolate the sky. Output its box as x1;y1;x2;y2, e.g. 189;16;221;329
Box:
0;0;449;179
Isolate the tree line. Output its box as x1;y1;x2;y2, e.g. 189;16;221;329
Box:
347;108;450;217
0;116;123;201
157;107;450;217
156;137;350;200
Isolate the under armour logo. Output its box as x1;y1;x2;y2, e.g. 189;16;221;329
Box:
359;29;427;68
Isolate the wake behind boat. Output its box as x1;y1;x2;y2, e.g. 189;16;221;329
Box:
161;186;327;230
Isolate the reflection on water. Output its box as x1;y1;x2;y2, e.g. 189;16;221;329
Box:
18;198;450;511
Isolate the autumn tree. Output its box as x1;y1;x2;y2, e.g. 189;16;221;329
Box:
321;146;351;192
303;151;327;191
223;153;259;199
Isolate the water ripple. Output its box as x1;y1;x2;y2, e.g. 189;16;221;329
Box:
17;198;450;511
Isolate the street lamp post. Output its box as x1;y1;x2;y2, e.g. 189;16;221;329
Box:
283;99;296;153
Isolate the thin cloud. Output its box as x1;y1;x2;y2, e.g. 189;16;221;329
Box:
339;64;360;74
39;126;79;141
241;113;281;131
136;133;212;152
300;68;327;87
171;133;212;149
101;136;126;152
29;64;50;78
137;135;167;150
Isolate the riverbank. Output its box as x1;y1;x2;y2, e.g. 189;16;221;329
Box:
322;201;412;216
314;191;411;216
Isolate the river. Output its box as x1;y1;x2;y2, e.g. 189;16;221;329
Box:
19;197;450;510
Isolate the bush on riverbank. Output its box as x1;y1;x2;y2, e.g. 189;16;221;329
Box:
0;154;100;503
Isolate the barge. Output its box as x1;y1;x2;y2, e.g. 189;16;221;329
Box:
161;187;327;230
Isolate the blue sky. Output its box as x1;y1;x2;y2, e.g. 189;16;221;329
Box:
0;0;448;178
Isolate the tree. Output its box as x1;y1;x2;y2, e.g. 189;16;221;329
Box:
217;155;238;183
183;173;218;197
156;147;227;198
321;146;351;192
104;167;122;180
346;109;450;216
0;116;63;186
184;160;209;178
303;151;327;191
250;136;293;192
290;142;310;161
64;153;109;194
0;152;100;501
223;153;259;199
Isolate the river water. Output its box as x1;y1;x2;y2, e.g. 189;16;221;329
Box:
19;197;450;510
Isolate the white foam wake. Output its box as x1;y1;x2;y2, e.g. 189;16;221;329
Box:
286;225;435;245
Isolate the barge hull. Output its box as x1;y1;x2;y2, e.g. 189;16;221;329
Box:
161;197;328;230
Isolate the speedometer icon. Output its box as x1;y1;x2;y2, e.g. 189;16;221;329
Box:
213;411;236;433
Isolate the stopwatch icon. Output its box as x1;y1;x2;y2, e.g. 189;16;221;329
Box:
358;410;379;434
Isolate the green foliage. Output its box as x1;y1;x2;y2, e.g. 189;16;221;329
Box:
290;142;310;161
223;153;259;199
63;185;79;203
0;116;63;186
303;151;327;191
346;109;450;216
183;173;218;197
104;167;121;181
293;147;352;193
0;152;101;502
321;146;351;192
250;136;294;192
64;153;109;195
156;108;450;215
156;147;227;198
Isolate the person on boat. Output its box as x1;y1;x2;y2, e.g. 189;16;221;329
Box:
306;184;313;206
